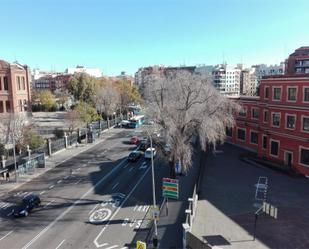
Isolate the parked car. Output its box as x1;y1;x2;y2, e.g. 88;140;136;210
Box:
144;147;157;159
139;139;150;151
128;151;142;162
130;136;141;145
13;194;41;217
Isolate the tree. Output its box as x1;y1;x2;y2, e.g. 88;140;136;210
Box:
65;109;84;134
23;129;45;150
67;73;96;104
54;89;70;110
144;71;240;176
37;90;56;111
115;80;142;113
93;81;120;118
75;102;100;124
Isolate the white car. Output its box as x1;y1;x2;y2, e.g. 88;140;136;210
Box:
144;147;157;159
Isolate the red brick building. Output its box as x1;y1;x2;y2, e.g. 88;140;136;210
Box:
228;47;309;176
0;60;31;113
34;74;72;92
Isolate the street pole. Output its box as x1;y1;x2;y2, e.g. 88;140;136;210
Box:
13;137;18;183
149;134;158;247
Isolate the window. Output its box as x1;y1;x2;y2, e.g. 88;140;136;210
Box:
273;87;281;100
23;99;27;111
286;115;296;129
0;77;2;90
19;99;23;111
237;128;246;141
22;77;26;90
270;140;279;156
272;113;280;127
17;76;21;90
302;116;309;132
239;107;247;117
5;101;10;112
262;135;267;149
226;127;232;137
304;88;309;102
0;101;3;113
3;76;8;91
263;110;269;123
287;87;297;101
300;147;309;166
264;86;269;99
252;108;259;119
250;131;258;144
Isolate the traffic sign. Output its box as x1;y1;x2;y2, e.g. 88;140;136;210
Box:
162;178;179;199
136;240;146;249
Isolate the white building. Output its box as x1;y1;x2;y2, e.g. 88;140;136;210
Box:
241;67;258;96
66;66;102;78
252;62;285;82
212;64;241;96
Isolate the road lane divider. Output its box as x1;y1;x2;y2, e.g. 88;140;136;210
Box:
43;200;55;209
21;157;128;249
129;167;133;172
112;182;119;190
93;166;151;248
0;230;14;241
49;185;55;189
88;204;99;215
57;180;62;184
75;179;82;185
55;239;65;249
40;191;46;195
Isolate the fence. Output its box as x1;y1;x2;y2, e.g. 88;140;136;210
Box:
0;117;120;175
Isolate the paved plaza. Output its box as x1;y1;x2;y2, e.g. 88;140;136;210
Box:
192;143;309;249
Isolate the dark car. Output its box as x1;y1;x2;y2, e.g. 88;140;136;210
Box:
13;194;41;217
128;151;142;162
139;139;150;151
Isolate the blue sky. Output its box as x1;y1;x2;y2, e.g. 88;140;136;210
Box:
1;0;309;76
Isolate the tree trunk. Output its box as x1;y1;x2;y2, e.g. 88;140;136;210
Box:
169;158;176;179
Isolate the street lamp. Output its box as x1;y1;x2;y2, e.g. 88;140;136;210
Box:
143;127;158;247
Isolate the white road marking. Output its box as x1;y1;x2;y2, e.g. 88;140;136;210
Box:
7;210;14;217
94;166;151;248
55;239;66;249
21;158;128;249
0;230;14;241
64;176;69;180
40;191;46;195
49;185;55;189
75;179;82;185
57;180;62;184
105;245;118;249
88;204;99;215
112;182;119;190
123;163;129;169
129;167;133;172
119;247;128;249
43;200;55;209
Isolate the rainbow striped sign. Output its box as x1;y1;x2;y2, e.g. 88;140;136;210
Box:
162;178;179;199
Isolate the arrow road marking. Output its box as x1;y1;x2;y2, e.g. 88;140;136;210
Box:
21;157;128;249
94;166;151;248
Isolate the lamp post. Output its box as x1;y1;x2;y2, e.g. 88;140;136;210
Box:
144;128;158;247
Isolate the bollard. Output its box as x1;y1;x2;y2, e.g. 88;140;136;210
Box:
1;155;6;168
182;223;190;249
64;132;68;148
47;138;52;156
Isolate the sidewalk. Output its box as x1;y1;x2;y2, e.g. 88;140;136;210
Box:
190;143;309;249
0;127;123;198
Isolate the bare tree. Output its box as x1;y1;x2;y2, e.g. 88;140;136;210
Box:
144;71;240;176
0;113;29;151
94;82;120;118
65;110;84;134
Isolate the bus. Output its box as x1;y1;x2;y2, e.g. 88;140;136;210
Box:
128;115;145;128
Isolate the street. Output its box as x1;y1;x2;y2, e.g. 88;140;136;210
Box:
0;129;169;249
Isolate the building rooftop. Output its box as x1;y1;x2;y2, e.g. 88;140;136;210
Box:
0;60;10;70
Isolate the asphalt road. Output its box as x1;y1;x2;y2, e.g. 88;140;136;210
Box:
0;129;169;249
